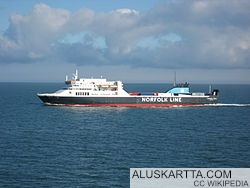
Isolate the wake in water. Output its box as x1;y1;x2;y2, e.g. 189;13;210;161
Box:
205;103;250;107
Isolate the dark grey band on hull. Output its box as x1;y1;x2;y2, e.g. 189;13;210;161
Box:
38;95;218;106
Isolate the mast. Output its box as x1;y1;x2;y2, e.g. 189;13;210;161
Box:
73;69;78;80
173;71;176;87
209;85;212;93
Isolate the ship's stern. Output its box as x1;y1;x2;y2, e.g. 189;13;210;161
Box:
208;89;219;104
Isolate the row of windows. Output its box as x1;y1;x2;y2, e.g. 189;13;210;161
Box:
69;88;92;90
76;92;90;96
63;87;92;90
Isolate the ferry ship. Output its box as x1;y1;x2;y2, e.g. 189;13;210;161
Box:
37;70;219;107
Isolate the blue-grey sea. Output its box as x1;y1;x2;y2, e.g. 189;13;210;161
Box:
0;83;250;187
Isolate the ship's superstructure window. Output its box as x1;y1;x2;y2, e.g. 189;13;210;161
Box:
76;92;89;96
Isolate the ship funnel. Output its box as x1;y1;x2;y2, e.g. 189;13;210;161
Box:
212;89;219;96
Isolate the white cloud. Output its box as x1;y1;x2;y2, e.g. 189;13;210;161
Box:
0;1;250;70
113;8;139;15
1;3;70;62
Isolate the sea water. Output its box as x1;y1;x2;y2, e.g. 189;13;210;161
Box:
0;83;249;187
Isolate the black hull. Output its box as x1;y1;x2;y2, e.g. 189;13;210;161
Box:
38;95;218;107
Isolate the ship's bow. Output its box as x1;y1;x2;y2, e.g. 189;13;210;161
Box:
37;94;52;104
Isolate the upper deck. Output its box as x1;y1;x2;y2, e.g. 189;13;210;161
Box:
60;70;129;96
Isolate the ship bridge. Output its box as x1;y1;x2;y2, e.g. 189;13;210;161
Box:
167;83;190;94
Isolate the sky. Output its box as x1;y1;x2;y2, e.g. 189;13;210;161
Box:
0;0;250;83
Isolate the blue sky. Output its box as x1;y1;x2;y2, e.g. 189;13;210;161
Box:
0;0;250;83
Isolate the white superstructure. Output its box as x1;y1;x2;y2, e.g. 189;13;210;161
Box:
44;70;130;97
